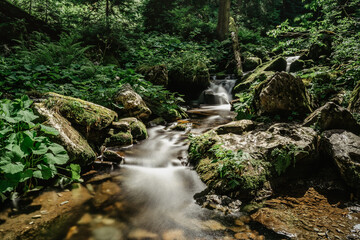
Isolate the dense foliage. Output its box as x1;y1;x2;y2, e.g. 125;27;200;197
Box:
0;96;80;201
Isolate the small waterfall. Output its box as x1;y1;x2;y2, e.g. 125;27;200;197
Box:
199;75;237;105
286;56;300;72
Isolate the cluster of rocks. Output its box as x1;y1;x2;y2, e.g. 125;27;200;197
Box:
32;85;152;167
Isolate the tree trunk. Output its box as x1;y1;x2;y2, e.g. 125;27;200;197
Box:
229;17;243;77
216;0;231;41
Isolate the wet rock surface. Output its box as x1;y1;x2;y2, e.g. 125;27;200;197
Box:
321;130;360;195
0;185;91;240
251;187;360;239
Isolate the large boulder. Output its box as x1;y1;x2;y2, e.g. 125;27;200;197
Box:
137;64;168;86
44;92;117;131
321;130;360;194
233;57;287;93
243;57;262;72
33;103;96;166
113;83;152;120
304;102;360;134
189;121;319;200
349;80;360;113
253;72;312;115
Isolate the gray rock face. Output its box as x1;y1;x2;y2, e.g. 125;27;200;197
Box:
254;72;312;115
304;102;360;134
33;103;96;166
321;130;360;194
215;120;255;135
113;83;152;120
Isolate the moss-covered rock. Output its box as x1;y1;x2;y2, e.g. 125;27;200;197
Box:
44;92;117;131
188;122;319;200
33;102;96;166
137;64;168;86
233;57;286;93
113;83;152;120
243;57;262;72
118;117;148;141
349;80;360;113
104;130;133;147
253;72;312;116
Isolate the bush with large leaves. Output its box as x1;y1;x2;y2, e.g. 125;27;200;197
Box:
0;96;80;201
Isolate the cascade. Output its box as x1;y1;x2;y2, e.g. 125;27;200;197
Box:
285;56;300;72
199;75;237;105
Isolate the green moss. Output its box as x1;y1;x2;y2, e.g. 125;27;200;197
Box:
45;92;117;131
105;131;133;147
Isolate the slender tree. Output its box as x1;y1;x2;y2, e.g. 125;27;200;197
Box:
216;0;231;40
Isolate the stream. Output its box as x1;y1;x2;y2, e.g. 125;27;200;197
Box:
64;77;284;240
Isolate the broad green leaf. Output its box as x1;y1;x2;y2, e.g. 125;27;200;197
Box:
69;164;81;180
19;169;33;182
0;180;16;193
15;110;38;123
40;124;59;136
0;162;25;174
33;164;56;180
32;142;48;155
44;152;69;165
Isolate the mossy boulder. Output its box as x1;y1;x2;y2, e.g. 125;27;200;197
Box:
243;57;262;72
114;117;148;141
349;81;360;113
289;59;305;72
113;83;152;120
104;117;148;147
233;57;286;93
304;102;360;134
33;102;96;166
321;130;360;195
189;122;319;200
137;64;168;86
104;130;133;147
253;72;312;116
44;92;117;131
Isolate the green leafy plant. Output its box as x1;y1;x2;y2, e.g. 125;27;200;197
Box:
210;144;250;189
270;144;306;176
233;92;255;120
0;96;81;201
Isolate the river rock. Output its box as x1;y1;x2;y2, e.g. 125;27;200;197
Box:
253;72;312;115
215;120;255;135
117;117;148;141
137;64;168;86
243;57;262;72
113;83;152;120
33;102;96;166
289;59;305;72
251;187;358;239
44;92;117;131
93;181;122;208
321;130;360;194
104;130;133;147
304;102;360;133
92;226;123;240
189;122;319;200
349;80;360;113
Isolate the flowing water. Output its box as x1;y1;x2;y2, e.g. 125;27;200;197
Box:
64;78;284;240
285;56;300;72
